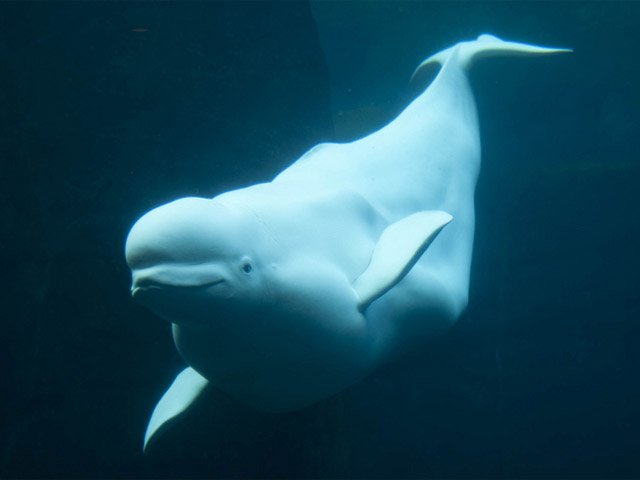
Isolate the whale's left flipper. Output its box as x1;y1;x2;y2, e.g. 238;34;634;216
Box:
143;367;209;452
354;210;453;311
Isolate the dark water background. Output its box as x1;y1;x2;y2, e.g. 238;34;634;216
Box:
1;1;639;478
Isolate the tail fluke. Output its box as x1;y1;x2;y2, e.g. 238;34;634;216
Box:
412;34;571;80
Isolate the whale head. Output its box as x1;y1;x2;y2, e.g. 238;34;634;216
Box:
125;197;271;326
125;195;374;411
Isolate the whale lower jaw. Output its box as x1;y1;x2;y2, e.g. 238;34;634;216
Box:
131;280;233;328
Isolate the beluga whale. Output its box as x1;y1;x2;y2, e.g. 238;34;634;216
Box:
125;34;570;450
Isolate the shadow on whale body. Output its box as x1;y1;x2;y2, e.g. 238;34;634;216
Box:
124;34;570;451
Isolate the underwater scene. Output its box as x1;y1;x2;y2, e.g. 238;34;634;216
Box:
1;1;639;478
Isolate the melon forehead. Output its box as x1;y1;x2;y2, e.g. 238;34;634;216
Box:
125;197;254;267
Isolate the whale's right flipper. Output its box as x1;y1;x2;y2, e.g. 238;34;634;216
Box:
143;367;208;452
354;210;453;311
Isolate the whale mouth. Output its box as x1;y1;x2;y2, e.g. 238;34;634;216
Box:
130;262;228;298
131;278;225;297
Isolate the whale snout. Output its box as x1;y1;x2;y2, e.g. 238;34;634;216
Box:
125;195;265;326
131;274;226;297
130;264;227;292
124;196;237;302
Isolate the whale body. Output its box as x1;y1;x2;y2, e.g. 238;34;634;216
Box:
125;34;570;450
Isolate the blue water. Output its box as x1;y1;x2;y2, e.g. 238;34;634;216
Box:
1;1;638;478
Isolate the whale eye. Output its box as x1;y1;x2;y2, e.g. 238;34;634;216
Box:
241;261;253;274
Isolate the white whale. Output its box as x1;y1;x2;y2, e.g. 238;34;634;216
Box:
125;34;570;450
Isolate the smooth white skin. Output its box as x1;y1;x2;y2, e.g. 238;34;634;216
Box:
126;35;569;415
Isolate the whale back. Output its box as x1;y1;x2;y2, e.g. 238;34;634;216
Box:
272;34;572;305
275;34;571;222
